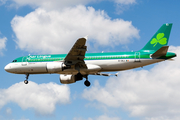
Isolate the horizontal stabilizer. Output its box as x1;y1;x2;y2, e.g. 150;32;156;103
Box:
151;46;169;58
167;58;175;61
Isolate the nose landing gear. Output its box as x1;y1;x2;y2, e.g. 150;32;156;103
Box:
24;74;29;84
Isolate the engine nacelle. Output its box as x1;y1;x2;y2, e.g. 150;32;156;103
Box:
60;74;83;84
47;62;63;73
60;74;76;84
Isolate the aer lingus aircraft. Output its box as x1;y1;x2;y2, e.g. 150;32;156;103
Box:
4;23;176;87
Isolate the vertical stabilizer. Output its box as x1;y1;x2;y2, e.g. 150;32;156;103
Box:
141;23;172;51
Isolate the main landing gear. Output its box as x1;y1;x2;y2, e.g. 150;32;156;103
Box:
84;75;91;87
75;72;91;87
23;72;91;87
24;74;29;84
84;80;90;87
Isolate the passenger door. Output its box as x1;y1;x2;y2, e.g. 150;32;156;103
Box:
134;52;140;62
22;56;28;66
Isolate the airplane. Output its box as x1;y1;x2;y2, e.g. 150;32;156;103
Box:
4;23;176;87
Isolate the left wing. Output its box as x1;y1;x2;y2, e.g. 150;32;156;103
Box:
64;37;87;70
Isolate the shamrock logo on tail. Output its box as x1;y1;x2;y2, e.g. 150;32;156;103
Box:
150;33;167;47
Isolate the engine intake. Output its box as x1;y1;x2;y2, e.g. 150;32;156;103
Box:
60;73;83;84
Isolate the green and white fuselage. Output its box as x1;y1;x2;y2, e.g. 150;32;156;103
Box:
6;51;176;74
4;23;177;86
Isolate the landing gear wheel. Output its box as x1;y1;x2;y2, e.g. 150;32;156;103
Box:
24;74;29;84
84;80;91;87
24;80;28;84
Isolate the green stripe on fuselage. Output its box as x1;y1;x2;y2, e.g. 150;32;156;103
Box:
12;51;176;63
12;52;152;63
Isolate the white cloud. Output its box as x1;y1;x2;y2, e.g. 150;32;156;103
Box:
11;6;139;54
0;81;70;115
82;46;180;119
0;36;7;55
0;0;6;5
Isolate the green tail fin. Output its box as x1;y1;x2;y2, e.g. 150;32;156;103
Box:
141;23;172;51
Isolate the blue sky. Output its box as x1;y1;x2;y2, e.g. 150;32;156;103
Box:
1;0;180;120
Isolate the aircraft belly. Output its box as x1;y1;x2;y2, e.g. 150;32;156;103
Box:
85;59;164;72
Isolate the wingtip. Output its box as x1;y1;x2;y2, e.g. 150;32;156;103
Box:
84;35;88;40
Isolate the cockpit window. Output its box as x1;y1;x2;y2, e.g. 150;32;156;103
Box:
12;60;17;62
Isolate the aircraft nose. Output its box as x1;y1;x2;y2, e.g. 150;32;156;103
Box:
4;64;11;72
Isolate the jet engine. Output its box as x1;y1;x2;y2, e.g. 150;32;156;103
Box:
47;62;71;73
46;62;63;73
60;73;83;84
